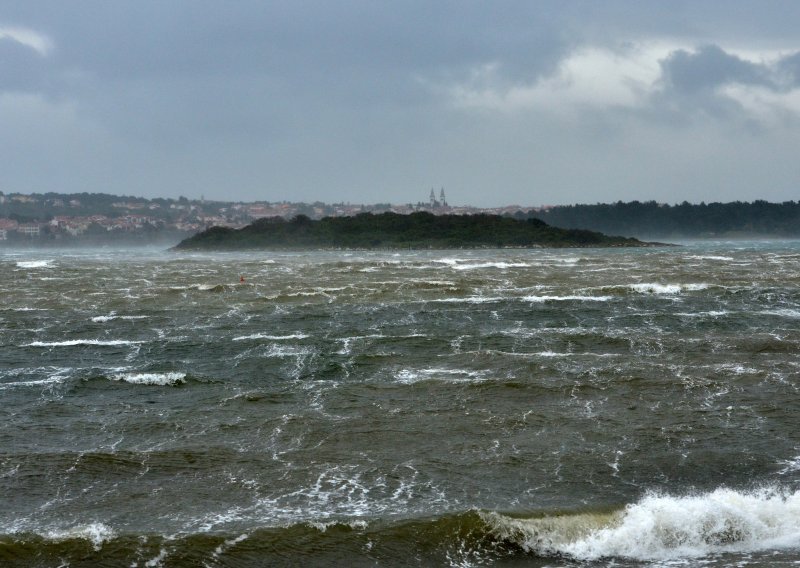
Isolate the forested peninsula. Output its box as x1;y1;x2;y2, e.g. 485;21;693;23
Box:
174;211;653;250
530;200;800;238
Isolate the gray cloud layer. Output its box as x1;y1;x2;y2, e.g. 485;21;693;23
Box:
1;1;799;205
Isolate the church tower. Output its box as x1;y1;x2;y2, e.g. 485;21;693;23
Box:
429;188;436;207
439;188;447;208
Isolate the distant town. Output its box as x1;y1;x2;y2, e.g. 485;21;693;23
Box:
0;189;543;244
3;189;800;243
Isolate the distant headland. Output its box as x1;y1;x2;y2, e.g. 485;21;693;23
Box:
173;212;656;250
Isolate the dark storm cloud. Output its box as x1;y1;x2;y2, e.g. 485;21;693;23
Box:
2;1;569;86
660;45;772;93
647;44;800;121
777;52;800;87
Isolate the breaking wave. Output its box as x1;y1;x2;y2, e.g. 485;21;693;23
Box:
6;488;800;565
25;339;144;347
111;372;187;386
15;260;53;269
484;487;800;561
627;283;710;295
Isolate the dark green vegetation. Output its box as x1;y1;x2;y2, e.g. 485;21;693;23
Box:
174;211;647;250
531;200;800;238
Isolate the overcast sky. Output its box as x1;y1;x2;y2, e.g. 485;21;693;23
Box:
1;1;799;206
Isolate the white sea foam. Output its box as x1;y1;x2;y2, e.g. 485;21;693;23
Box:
676;310;731;318
233;333;310;341
144;548;169;567
111;372;186;386
434;258;465;266
0;376;66;389
395;368;487;384
45;522;115;551
760;308;800;319
16;260;53;268
484;487;800;561
428;296;504;304
249;462;442;522
212;533;250;558
411;279;457;286
423;292;612;305
307;520;369;532
25;339;143;347
522;295;613;303
777;456;800;475
536;351;566;358
431;259;530;270
450;262;530;271
629;283;709;295
233;333;309;341
262;345;315;358
91;314;149;323
688;255;735;261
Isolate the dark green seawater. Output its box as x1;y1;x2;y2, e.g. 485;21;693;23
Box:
3;242;800;567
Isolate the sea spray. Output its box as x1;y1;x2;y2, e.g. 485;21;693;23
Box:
483;487;800;561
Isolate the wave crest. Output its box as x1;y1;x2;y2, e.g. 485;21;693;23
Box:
484;487;800;561
111;372;186;386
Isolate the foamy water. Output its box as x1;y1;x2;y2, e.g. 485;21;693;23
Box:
16;259;53;268
111;372;187;386
485;488;800;561
2;243;800;566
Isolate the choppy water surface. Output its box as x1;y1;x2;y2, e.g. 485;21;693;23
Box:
3;242;800;566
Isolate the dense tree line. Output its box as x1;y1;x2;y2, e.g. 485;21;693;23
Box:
528;200;800;238
175;211;647;250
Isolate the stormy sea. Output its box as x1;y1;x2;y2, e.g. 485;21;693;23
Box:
3;241;800;567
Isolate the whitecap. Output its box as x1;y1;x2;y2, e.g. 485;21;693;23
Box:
111;372;186;386
484;487;800;562
676;310;731;318
262;345;315;358
395;368;487;384
0;376;66;389
91;315;116;323
233;333;310;342
628;283;709;294
433;258;465;266
45;522;115;551
522;295;613;303
25;339;143;347
16;260;53;269
450;262;530;271
91;314;148;323
760;309;800;319
777;456;800;475
428;296;504;304
688;255;735;261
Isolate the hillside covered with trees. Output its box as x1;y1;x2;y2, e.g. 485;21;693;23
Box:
530;200;800;238
174;211;650;250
